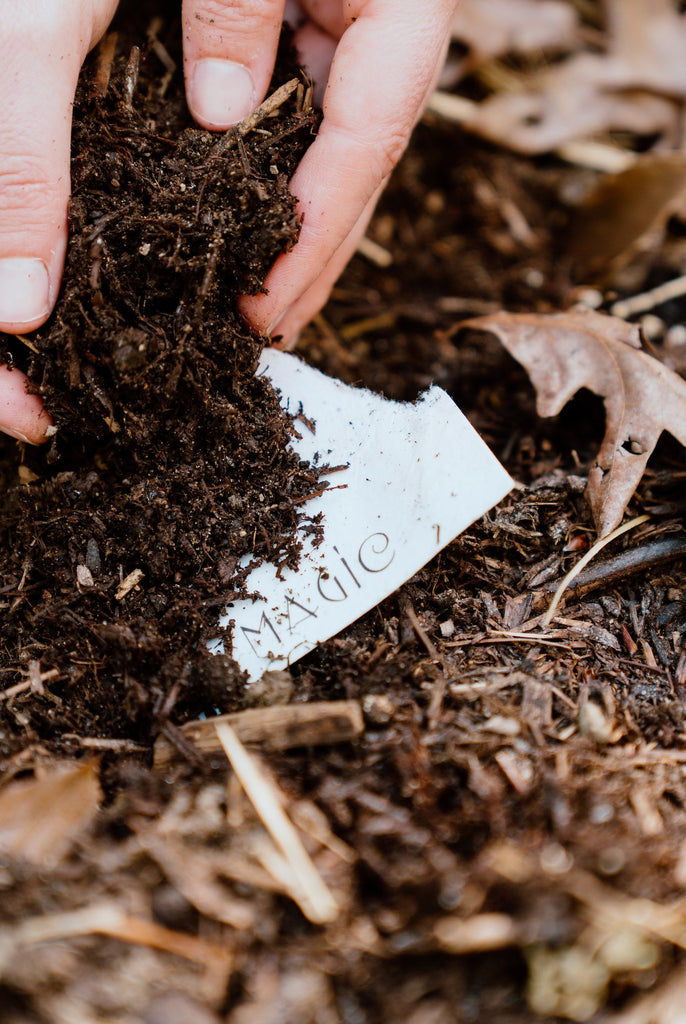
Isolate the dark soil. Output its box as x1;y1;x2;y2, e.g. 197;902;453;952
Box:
1;5;686;1024
0;5;321;755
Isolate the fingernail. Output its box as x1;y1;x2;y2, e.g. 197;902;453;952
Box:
0;258;50;327
189;59;256;128
0;426;32;444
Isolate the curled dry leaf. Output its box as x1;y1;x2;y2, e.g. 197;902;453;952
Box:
459;0;686;154
605;0;686;97
462;56;676;154
451;0;578;77
461;309;686;537
0;761;101;866
568;153;686;281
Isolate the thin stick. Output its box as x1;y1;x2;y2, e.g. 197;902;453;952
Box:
611;274;686;319
215;721;339;924
11;902;232;968
211;78;301;160
13;333;39;354
355;235;393;268
555;139;636;173
404;601;449;729
427;90;636;173
542;515;650;627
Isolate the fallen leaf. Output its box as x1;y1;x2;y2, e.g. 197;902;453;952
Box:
451;0;578;76
461;309;686;536
463;55;677;154
604;0;686;97
459;0;686;154
568;153;686;279
0;761;101;865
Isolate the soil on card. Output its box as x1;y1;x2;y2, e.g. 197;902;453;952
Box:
1;5;686;1024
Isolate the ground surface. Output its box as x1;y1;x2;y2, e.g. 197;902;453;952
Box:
1;4;686;1023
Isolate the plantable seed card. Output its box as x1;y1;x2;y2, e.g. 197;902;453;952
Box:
211;350;513;681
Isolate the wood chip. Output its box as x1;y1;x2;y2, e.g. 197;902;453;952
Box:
494;748;535;794
154;699;364;768
434;912;519;953
115;568;144;599
7;902;232;970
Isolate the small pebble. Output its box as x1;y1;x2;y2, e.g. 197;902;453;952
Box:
578;700;613;745
598;846;626;876
665;323;686;348
574;287;603;310
76;564;95;588
86;538;101;575
523;267;544;289
640;313;665;340
362;693;395;725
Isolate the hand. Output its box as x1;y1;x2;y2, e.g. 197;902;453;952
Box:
0;0;457;444
238;0;458;343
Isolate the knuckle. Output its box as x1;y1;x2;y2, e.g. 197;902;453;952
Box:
0;154;61;220
189;0;283;37
370;126;409;179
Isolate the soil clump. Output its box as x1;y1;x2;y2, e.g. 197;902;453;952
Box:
0;5;319;756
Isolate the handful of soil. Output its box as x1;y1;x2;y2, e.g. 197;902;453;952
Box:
0;9;320;763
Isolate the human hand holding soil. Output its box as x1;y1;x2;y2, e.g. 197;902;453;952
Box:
0;0;457;444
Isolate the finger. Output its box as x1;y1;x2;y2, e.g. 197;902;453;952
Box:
183;0;286;130
250;180;384;347
291;19;337;107
0;366;53;444
298;0;346;39
0;1;117;334
244;0;456;333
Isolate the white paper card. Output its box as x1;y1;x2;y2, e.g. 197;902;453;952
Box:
214;350;512;680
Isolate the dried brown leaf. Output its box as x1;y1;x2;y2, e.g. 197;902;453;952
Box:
568;153;686;279
605;0;686;97
451;0;578;75
461;0;686;154
462;309;686;536
0;761;101;865
463;55;676;154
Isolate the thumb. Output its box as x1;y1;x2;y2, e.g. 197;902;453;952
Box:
183;0;285;129
0;2;116;333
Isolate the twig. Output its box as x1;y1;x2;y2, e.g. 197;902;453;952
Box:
355;235;393;268
427;89;636;173
555;139;636;173
153;699;364;768
215;722;339;924
92;32;118;99
611;273;686;319
65;736;147;753
0;667;60;703
123;46;140;112
210;78;300;160
8;902;232;968
542;515;650;627
403;601;450;729
543;536;686;596
115;568;144;600
13;333;39;354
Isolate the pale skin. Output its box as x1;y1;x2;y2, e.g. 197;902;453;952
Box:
0;0;458;444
